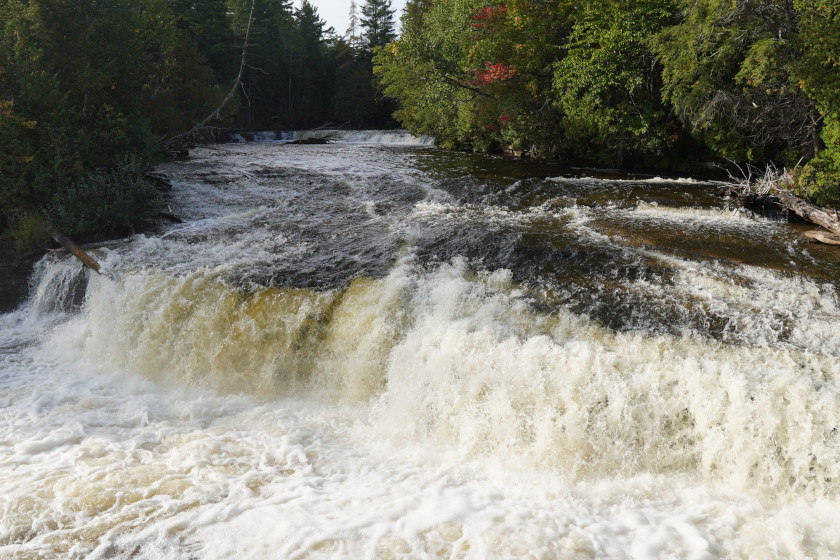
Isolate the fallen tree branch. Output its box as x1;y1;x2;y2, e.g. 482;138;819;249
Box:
159;211;183;224
144;171;172;191
719;177;840;243
162;0;256;149
44;225;104;275
775;190;840;237
802;229;840;245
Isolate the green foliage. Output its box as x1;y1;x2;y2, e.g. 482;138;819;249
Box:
377;0;838;185
335;40;378;127
47;156;162;236
5;210;48;253
0;0;227;242
0;0;373;246
374;0;469;146
0;16;83;221
791;0;840;207
553;0;675;164
3;0;838;251
375;0;569;154
794;118;840;209
652;0;817;162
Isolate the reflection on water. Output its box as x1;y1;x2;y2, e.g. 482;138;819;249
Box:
1;136;839;559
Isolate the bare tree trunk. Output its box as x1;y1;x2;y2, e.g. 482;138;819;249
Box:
44;225;103;275
162;0;257;149
811;107;823;158
775;190;840;237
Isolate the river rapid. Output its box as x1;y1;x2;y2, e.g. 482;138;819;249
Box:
2;131;840;559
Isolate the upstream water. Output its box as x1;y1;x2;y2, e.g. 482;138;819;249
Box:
2;132;840;559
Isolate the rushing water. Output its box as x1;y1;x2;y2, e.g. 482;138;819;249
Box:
2;131;840;559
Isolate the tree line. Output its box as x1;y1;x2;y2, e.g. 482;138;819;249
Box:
2;0;838;253
375;0;839;208
0;0;397;249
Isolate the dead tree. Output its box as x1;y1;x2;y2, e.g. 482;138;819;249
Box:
162;0;256;150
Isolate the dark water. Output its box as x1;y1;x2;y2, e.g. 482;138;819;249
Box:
153;142;840;349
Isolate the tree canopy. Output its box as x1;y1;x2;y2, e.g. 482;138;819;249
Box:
0;0;394;248
375;0;840;202
2;0;838;251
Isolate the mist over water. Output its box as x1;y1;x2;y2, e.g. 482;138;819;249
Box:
2;133;840;559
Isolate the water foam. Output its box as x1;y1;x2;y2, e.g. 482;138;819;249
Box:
3;256;840;558
229;129;435;146
3;141;840;559
23;252;840;502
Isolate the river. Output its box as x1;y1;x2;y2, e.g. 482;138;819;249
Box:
1;131;839;559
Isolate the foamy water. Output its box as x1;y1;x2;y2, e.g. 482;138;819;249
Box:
2;138;839;559
229;129;436;146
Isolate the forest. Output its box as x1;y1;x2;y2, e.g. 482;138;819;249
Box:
376;0;839;204
0;0;397;249
1;0;839;251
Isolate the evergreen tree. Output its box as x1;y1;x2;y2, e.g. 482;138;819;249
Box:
346;0;360;44
293;0;333;125
360;0;396;52
333;39;376;127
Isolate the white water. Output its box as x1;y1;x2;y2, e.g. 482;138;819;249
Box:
229;129;436;146
2;141;839;559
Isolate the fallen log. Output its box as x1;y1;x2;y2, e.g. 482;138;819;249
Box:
719;183;840;238
802;229;840;245
159;211;183;223
145;171;173;191
286;137;331;145
716;184;789;220
44;225;103;275
775;190;840;238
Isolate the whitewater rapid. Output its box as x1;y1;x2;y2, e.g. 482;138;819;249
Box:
1;134;839;559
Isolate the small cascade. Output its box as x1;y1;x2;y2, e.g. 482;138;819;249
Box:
228;129;435;146
28;254;91;315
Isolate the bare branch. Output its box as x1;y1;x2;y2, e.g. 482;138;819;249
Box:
163;0;257;149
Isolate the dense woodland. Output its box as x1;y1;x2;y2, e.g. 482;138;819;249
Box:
376;0;839;203
0;0;397;247
1;0;838;251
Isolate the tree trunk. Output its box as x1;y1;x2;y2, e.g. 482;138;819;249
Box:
775;190;840;237
44;225;103;275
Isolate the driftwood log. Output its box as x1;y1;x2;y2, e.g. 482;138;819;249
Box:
719;184;840;243
717;184;788;219
802;229;840;245
774;190;840;237
44;225;104;275
145;171;173;191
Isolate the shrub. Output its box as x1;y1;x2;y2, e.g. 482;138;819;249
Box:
46;155;162;236
4;210;49;254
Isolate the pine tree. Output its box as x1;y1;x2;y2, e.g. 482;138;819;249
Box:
359;0;395;52
346;0;359;44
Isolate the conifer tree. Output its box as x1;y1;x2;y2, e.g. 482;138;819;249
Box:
346;0;360;45
359;0;396;52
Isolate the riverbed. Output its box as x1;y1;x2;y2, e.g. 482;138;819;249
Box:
1;132;839;558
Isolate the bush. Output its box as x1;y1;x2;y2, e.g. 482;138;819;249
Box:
46;156;162;236
792;113;840;209
794;155;840;209
4;210;49;254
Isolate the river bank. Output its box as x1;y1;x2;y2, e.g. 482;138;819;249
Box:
0;245;39;313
